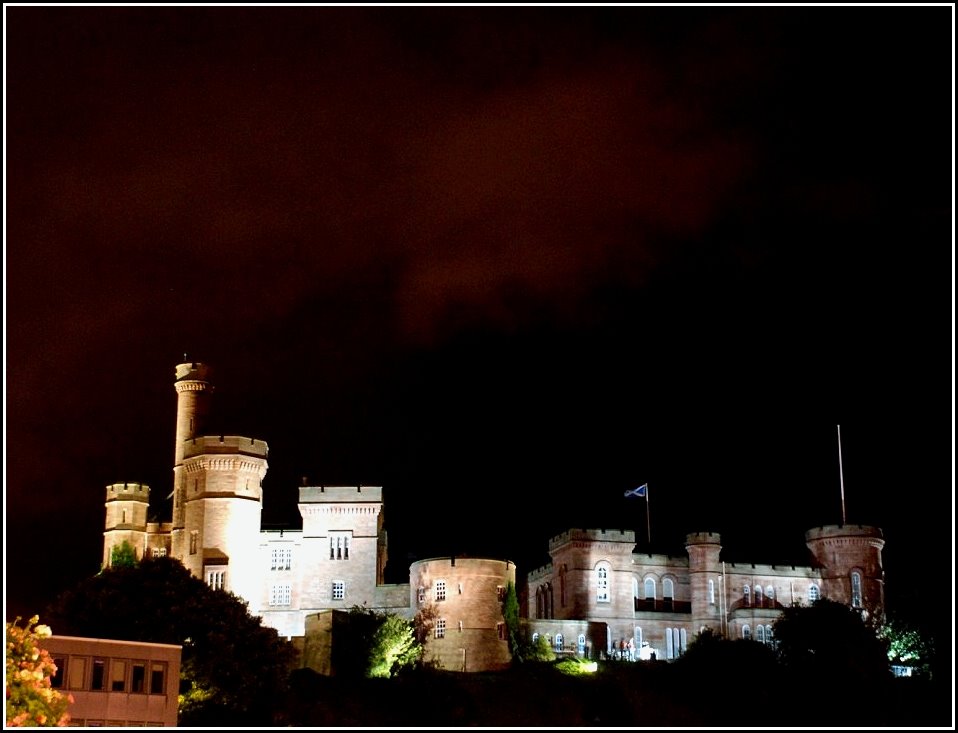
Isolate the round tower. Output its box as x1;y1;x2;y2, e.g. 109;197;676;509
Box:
103;482;150;567
805;524;885;620
685;532;724;637
170;362;213;559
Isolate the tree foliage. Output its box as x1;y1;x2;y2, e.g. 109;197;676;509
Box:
333;606;421;679
5;616;73;727
43;556;295;726
525;634;556;663
773;598;891;685
108;540;138;569
879;616;935;678
500;581;522;664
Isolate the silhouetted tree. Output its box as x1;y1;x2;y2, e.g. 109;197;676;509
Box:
44;556;295;726
500;581;522;663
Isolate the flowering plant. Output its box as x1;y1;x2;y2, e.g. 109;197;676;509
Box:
5;616;72;727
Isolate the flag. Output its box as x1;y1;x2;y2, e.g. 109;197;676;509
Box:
624;483;648;498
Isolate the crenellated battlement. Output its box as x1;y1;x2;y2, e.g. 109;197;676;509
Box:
805;524;884;543
105;482;150;500
174;362;212;383
685;531;722;546
299;485;383;504
548;528;635;551
183;435;269;459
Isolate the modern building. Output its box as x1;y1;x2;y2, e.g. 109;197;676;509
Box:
102;362;884;672
45;635;181;727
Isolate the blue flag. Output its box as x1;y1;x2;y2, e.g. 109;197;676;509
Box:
624;483;648;498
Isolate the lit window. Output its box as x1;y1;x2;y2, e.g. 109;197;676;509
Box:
765;625;773;645
666;628;674;659
151;547;167;558
418;587;425;604
270;584;292;606
597;566;610;603
206;570;225;591
578;634;586;654
189;531;198;555
111;660;126;692
756;625;766;644
435;580;447;602
435;619;446;639
680;628;687;655
644;578;655;600
755;585;763;607
68;657;86;690
332;581;345;600
555;633;563;652
744;584;751;607
766;585;774;608
742;624;751;640
270;547;292;571
851;572;862;607
808;584;820;603
532;632;539;644
709;579;715;605
497;585;506;601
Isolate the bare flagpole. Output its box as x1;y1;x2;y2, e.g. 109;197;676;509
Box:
645;484;652;547
837;424;847;525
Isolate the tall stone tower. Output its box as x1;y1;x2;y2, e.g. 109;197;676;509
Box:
805;524;885;620
170;362;213;560
103;482;150;567
685;532;724;635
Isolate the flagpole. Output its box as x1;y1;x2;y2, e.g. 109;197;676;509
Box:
837;425;846;525
645;484;651;547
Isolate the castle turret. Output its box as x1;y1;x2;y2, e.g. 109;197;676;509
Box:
685;532;724;637
170;362;213;559
103;482;150;567
805;524;885;620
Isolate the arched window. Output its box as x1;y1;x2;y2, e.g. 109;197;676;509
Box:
851;571;862;607
756;625;766;644
666;628;674;659
577;634;586;655
663;578;674;610
743;584;751;607
765;585;774;608
644;578;655;609
672;628;681;657
754;585;764;608
555;633;563;651
597;565;611;603
808;583;820;603
708;579;715;605
765;625;774;646
532;632;539;644
634;627;642;649
680;628;687;655
742;624;751;640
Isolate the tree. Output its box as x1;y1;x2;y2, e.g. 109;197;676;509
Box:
773;598;891;686
334;606;421;679
108;540;137;569
500;581;522;664
43;556;295;726
879;616;935;679
6;616;73;727
525;634;556;663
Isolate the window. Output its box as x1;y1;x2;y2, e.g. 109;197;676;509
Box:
709;579;715;605
131;663;146;693
150;663;166;695
111;660;126;692
851;572;862;607
680;628;687;655
644;578;655;600
151;547;167;558
92;659;105;691
766;585;774;608
68;657;86;690
808;584;820;603
742;624;751;640
332;581;345;601
597;565;610;603
330;535;350;560
743;584;751;607
459;620;464;633
206;570;225;591
418;587;425;604
435;580;447;602
497;585;506;602
51;658;65;688
756;625;766;644
458;582;463;595
666;628;674;659
765;625;774;646
270;584;292;606
578;634;586;654
497;622;505;640
555;633;563;651
634;627;642;649
754;585;763;608
189;531;198;555
663;578;674;610
532;633;539;644
435;619;446;639
270;547;292;571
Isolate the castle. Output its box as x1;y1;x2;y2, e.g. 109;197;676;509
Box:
103;361;885;671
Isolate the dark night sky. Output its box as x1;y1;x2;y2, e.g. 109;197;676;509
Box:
5;7;953;647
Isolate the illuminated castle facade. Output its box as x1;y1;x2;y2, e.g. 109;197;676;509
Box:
103;362;884;669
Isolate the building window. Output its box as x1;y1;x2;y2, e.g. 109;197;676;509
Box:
150;663;166;695
851;572;862;607
743;584;751;607
644;578;655;601
532;633;539;644
459;620;464;633
597;565;610;603
766;585;774;608
680;628;687;655
578;634;586;654
270;584;292;606
68;657;86;690
497;585;506;602
754;585;763;608
330;538;335;560
666;628;674;660
497;622;505;640
742;624;751;641
418;587;425;604
332;581;345;601
111;660;126;692
51;658;65;689
270;547;292;571
634;627;642;649
92;659;105;691
555;633;563;652
131;663;146;693
189;531;198;555
435;619;446;639
435;580;447;602
206;570;225;591
756;625;766;644
663;578;674;611
151;547;167;558
709;579;715;605
808;584;820;603
765;625;774;646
